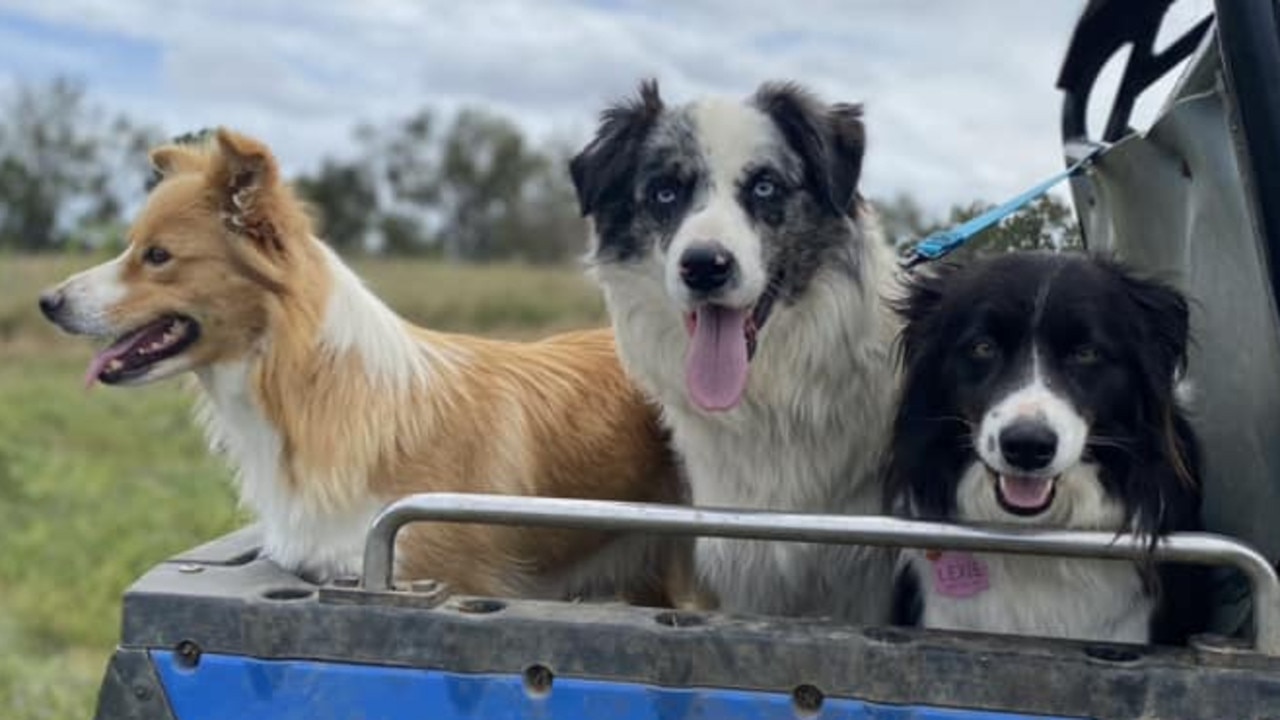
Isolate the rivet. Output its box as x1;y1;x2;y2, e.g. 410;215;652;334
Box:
175;640;202;669
792;684;824;716
523;664;554;698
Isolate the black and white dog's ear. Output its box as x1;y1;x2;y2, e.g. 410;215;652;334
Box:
569;79;665;217
1117;264;1191;385
1110;259;1199;494
892;262;962;365
754;82;866;215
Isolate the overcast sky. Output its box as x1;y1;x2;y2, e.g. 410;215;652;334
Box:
0;0;1214;217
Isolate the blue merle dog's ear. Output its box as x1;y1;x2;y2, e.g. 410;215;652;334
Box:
570;79;665;217
754;82;866;216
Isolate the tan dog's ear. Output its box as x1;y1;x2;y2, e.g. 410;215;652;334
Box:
149;145;207;181
212;128;280;227
207;128;300;292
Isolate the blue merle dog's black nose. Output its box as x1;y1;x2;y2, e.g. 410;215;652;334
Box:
679;242;737;294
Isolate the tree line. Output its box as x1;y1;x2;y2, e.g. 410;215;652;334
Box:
0;76;1080;262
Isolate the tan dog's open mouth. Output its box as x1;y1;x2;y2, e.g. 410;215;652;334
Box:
86;315;200;387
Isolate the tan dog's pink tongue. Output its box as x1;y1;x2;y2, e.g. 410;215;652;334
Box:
85;349;119;389
84;338;134;389
685;305;750;412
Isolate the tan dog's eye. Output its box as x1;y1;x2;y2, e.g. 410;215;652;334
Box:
142;246;172;266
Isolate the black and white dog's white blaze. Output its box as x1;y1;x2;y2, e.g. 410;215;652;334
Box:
570;79;899;622
886;250;1209;645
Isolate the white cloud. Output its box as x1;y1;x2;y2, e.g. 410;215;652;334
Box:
0;0;1215;217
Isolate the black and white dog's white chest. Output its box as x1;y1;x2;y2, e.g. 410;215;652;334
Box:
905;549;1153;643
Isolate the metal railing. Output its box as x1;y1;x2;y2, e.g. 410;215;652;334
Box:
360;492;1280;655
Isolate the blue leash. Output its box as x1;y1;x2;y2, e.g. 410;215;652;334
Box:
899;147;1104;269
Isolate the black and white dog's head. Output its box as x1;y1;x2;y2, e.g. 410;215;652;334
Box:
570;80;873;413
886;251;1202;539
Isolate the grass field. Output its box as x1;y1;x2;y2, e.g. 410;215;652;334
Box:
0;252;609;720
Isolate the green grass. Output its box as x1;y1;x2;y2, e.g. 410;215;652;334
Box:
0;359;239;720
0;253;607;719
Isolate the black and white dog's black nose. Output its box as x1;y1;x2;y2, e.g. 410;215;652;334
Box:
679;242;737;294
999;420;1058;471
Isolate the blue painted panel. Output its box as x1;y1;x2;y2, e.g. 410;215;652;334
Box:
152;650;1079;720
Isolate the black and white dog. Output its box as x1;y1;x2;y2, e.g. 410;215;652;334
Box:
886;251;1208;644
569;80;899;622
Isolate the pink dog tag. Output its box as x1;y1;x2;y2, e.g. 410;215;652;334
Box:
929;551;990;598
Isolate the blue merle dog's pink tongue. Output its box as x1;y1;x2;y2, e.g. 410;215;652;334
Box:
684;305;750;412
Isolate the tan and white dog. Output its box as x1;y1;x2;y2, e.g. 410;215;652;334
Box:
39;128;688;604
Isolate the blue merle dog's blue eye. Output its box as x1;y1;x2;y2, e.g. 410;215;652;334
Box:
648;178;684;212
752;179;776;199
650;178;691;213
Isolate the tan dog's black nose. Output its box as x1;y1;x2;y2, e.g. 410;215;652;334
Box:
38;289;65;321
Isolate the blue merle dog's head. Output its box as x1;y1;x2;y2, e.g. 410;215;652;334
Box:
570;79;871;412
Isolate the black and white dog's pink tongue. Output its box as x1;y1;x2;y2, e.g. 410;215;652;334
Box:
998;474;1054;509
685;305;750;412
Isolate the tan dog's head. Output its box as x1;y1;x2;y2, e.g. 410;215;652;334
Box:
39;128;316;387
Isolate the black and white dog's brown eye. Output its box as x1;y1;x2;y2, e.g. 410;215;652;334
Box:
1068;345;1101;365
142;246;172;266
968;338;997;360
